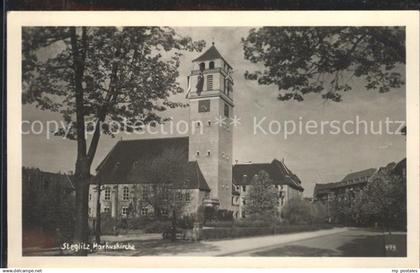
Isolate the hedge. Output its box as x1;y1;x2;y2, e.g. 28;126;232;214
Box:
200;224;333;240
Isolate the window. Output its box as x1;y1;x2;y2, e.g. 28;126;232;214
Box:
185;192;191;202
196;121;202;127
207;75;213;90
141;208;148;216
196;151;200;157
209;61;215;69
121;207;128;216
199;62;205;71
224;104;229;117
123;186;129;200
207;150;211;157
242;185;246;192
89;194;92;201
175;192;183;201
104;207;110;213
142;189;148;200
198;99;210;112
43;180;49;190
104;187;111;200
161;209;168;216
207;120;212;126
242;198;246;205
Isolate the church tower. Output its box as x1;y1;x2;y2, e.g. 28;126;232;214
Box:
187;43;234;210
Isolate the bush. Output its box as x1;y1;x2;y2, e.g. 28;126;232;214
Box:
282;198;313;224
100;213;118;235
216;209;234;221
177;215;195;229
205;220;235;228
235;213;282;227
143;220;171;233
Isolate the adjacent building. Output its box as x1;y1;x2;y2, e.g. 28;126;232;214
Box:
313;158;406;222
232;159;304;219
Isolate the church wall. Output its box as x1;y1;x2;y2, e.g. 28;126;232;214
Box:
88;184;207;219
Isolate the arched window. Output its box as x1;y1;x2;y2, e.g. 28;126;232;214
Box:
123;186;129;200
209;61;215;69
199;62;205;71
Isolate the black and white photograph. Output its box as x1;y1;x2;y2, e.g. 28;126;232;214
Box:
6;11;420;267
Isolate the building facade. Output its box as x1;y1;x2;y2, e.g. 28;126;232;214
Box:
313;159;406;222
88;44;304;222
232;159;304;219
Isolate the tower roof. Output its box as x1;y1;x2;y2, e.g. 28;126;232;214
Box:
192;43;232;68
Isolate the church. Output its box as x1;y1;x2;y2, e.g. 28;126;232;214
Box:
88;43;304;221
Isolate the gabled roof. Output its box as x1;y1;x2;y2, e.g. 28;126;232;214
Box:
313;168;377;196
313;182;340;196
22;167;75;191
232;159;303;191
192;44;232;68
95;137;210;191
392;158;406;176
182;161;210;191
341;168;377;183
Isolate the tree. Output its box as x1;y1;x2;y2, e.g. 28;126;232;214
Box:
352;171;406;231
22;27;205;251
282;197;312;224
242;27;405;102
129;147;190;218
243;170;279;218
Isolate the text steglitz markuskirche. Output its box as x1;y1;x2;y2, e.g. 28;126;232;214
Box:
61;242;136;252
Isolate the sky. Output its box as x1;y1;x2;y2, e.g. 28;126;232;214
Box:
22;27;406;197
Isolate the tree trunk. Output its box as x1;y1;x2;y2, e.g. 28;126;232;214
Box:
73;158;91;255
70;26;90;255
95;183;101;244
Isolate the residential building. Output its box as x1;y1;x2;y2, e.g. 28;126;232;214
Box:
232;159;304;219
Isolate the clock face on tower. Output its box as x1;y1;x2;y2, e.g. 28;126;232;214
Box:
198;100;210;113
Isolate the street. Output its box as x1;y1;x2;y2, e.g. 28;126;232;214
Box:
229;229;407;257
124;228;406;257
24;227;406;257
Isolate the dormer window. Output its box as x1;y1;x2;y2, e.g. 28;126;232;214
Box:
199;62;205;71
209;61;215;69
